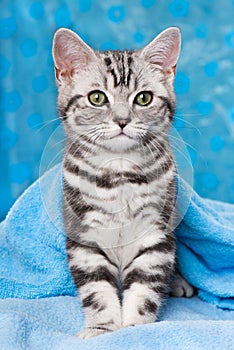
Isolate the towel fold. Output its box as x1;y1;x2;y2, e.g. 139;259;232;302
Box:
0;163;234;310
175;177;234;309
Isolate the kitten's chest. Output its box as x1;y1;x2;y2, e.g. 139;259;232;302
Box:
64;154;171;254
76;155;149;213
78;173;162;250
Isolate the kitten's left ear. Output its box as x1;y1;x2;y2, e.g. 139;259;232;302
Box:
140;27;181;75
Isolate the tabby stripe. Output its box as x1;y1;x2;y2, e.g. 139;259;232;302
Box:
87;326;112;332
66;143;84;159
64;180;110;216
150;263;174;277
67;139;96;157
104;57;112;66
123;268;166;290
79;134;103;147
160;202;175;223
123;243;175;272
64;159;79;175
121;54;126;86
134;240;175;261
65;164;148;188
82;292;106;311
133;202;164;219
151;284;168;295
67;143;168;174
82;292;96;307
64;159;173;190
126;56;133;87
66;238;118;269
142;299;158;314
64;168;117;201
59;94;83;119
160;178;176;222
74;133;115;153
110;68;119;87
158;95;175;120
70;266;117;288
64;194;94;221
97;321;114;327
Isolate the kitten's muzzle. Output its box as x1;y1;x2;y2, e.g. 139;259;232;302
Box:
113;116;131;130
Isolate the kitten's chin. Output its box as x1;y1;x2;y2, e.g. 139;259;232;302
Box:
103;135;138;152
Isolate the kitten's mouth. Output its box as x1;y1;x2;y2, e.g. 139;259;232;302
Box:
110;130;134;140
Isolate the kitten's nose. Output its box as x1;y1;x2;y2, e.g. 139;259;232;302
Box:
113;116;131;129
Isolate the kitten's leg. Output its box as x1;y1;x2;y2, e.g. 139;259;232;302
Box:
67;240;121;339
170;272;195;298
121;233;175;327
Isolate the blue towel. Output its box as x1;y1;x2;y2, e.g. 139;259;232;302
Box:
175;177;234;310
0;163;234;310
0;296;234;350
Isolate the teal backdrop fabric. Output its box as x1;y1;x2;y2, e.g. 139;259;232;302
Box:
1;0;234;220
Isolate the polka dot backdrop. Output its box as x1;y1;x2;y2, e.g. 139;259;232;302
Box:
0;0;234;220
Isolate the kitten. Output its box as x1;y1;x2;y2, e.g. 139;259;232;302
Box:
52;27;188;339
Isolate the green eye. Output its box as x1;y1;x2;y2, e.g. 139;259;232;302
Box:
134;91;153;106
88;91;108;106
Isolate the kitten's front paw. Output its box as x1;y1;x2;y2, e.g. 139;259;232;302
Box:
170;273;195;298
78;327;111;339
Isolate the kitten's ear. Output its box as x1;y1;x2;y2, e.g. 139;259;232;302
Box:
140;27;181;75
52;28;96;83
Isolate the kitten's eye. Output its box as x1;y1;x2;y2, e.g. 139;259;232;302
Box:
134;91;153;106
88;90;108;106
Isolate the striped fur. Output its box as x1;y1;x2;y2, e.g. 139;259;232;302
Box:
53;27;181;338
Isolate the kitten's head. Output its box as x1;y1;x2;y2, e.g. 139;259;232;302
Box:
52;27;181;152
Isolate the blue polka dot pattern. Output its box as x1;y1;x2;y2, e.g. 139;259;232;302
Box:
225;31;234;48
201;173;219;190
0;128;18;150
204;61;219;77
20;39;37;57
195;23;208;38
133;31;145;44
29;2;45;20
141;0;156;8
0;17;17;39
27;113;43;130
32;75;48;93
77;0;93;13
188;148;197;165
196;101;213;116
10;163;31;184
169;0;189;17
228;109;234;123
209;135;225;152
1;0;234;220
1;91;22;112
0;55;11;78
107;6;125;23
174;72;190;94
54;5;71;27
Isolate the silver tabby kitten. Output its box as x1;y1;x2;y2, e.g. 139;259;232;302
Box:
52;27;188;339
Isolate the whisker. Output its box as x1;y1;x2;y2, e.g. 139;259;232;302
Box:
34;116;61;134
174;116;202;136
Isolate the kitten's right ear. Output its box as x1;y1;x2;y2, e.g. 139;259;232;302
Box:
52;28;96;83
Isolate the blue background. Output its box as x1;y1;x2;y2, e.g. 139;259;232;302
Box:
0;0;234;220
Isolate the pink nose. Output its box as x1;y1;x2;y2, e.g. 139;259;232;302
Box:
113;117;131;129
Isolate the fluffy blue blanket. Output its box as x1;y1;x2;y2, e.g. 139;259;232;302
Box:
0;164;234;349
0;296;233;350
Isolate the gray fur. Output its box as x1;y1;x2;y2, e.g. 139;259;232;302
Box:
53;26;183;339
